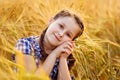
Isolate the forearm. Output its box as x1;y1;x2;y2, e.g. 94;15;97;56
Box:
57;57;71;80
36;53;57;75
43;53;57;75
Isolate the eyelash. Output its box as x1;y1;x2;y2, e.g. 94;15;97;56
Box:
66;33;71;37
59;24;64;29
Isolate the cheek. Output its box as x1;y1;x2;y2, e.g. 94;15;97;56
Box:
59;37;72;45
47;27;56;34
50;25;59;32
63;36;72;42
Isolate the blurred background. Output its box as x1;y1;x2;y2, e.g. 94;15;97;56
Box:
0;0;120;80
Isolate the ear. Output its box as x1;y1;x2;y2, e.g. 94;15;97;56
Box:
48;17;54;25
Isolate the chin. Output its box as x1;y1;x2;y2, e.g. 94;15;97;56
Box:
47;38;58;47
49;41;58;47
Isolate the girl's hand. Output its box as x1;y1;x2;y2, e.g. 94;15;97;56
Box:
52;41;75;58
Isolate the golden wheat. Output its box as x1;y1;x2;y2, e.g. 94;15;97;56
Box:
0;0;120;80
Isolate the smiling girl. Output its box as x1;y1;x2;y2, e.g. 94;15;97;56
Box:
12;10;84;80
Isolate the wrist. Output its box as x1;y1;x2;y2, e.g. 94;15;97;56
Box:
60;55;67;60
51;50;60;58
60;53;69;59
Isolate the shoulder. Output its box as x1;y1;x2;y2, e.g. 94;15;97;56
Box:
16;36;39;45
15;36;40;54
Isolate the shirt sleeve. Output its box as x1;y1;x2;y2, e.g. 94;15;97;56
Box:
15;38;32;55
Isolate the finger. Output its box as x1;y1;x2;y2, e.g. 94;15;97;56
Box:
71;41;75;46
64;45;73;53
66;42;74;48
63;49;71;55
70;41;75;47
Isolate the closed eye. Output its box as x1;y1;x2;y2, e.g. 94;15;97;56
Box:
59;24;64;29
66;33;72;38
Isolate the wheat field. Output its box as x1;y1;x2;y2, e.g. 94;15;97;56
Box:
0;0;120;80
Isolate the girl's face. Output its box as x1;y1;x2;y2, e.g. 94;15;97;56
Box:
44;16;81;48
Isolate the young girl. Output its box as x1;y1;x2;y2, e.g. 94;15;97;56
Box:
12;10;84;80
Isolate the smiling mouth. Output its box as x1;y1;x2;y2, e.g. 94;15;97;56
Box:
54;33;60;41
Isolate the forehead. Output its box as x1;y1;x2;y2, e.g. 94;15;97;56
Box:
56;17;81;37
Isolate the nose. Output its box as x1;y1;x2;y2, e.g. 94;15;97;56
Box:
58;31;64;37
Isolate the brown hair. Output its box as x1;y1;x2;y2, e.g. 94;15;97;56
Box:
39;10;84;70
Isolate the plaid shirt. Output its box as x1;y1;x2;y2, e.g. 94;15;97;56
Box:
12;36;74;80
